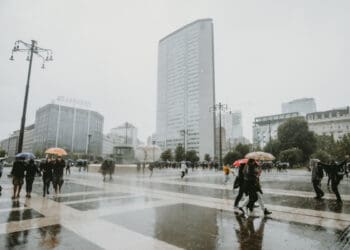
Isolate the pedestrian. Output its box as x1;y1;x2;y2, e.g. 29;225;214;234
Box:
11;157;26;199
108;160;115;180
25;159;38;198
149;162;154;177
65;160;71;175
101;160;108;182
180;160;187;179
311;160;324;200
233;163;246;212
53;156;65;195
242;159;259;215
223;164;231;184
320;156;349;203
40;157;53;197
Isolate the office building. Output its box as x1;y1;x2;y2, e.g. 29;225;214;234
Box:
155;19;216;159
33;103;103;156
282;98;316;115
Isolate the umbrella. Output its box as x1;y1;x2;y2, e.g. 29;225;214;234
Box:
245;151;275;161
233;159;259;167
45;147;68;156
15;152;35;160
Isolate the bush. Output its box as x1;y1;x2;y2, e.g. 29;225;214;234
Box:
311;150;331;163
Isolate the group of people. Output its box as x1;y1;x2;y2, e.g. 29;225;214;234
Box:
100;159;115;181
311;156;349;203
232;159;272;216
10;155;66;199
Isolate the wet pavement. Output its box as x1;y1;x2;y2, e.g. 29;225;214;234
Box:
0;166;349;249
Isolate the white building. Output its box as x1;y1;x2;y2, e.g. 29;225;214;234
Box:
282;98;316;115
110;122;138;147
253;112;302;149
222;111;243;148
156;19;216;159
102;134;114;157
306;107;350;141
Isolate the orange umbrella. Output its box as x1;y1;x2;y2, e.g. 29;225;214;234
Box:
45;147;68;156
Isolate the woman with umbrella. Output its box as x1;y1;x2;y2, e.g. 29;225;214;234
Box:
40;156;54;197
53;156;66;195
25;158;40;198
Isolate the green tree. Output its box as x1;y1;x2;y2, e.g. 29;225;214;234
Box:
278;118;317;161
161;149;173;161
235;143;250;158
174;145;185;162
185;150;199;163
204;153;211;162
263;139;281;159
315;134;336;156
0;149;6;157
279;148;303;167
34;150;45;159
335;133;350;159
311;150;331;163
223;151;241;165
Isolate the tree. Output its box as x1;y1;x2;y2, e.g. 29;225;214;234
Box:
174;145;185;162
0;149;6;157
278;118;317;161
311;150;331;163
204;153;211;162
263;139;281;159
185;150;199;163
235;143;250;158
161;149;173;161
335;133;350;159
279;148;303;167
223;151;241;165
35;150;45;159
315;134;336;157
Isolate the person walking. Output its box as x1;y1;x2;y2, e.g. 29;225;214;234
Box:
65;160;71;175
53;156;65;195
311;160;324;199
234;163;246;213
149;162;154;177
242;159;259;215
25;159;38;198
320;156;349;203
180;160;187;179
108;160;115;181
11;157;26;199
40;157;53;197
223;164;232;184
101;160;108;182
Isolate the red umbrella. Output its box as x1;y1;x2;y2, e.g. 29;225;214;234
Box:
232;159;260;167
233;159;248;167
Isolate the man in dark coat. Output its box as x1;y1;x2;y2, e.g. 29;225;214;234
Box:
53;156;65;194
11;157;26;199
311;161;324;199
243;159;259;214
40;157;53;197
25;159;39;198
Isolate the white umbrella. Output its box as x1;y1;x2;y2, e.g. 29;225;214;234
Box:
245;151;275;161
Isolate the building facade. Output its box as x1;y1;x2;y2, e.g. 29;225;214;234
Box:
109;122;138;147
33;103;103;156
222;111;243;149
282;98;316;115
155;19;216;159
306;107;350;141
253;112;302;149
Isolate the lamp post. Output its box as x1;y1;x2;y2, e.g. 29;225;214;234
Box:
10;40;53;154
152;140;156;162
179;129;187;160
209;102;228;168
87;134;92;160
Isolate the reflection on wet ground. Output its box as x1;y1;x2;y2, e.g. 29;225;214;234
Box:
68;196;157;211
0;167;349;249
0;224;102;250
104;203;341;250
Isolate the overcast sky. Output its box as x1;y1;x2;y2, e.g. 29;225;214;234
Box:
0;0;349;143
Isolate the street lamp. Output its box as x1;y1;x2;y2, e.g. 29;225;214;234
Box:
10;40;53;154
179;129;187;160
209;102;228;168
152;140;156;162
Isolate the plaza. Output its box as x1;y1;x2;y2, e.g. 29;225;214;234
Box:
0;166;349;249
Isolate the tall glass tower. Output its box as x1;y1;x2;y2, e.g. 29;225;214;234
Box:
156;19;215;159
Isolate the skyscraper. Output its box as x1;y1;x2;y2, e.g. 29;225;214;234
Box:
282;98;317;115
156;19;215;159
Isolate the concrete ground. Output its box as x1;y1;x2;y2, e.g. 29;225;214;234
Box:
0;166;349;250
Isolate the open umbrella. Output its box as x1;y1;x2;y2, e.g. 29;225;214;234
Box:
245;151;275;161
15;152;35;160
45;147;67;156
233;158;259;167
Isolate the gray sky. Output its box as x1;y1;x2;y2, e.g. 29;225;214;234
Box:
0;0;349;143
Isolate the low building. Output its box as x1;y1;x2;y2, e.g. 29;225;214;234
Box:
306;107;350;141
282;98;316;115
253;112;302;149
102;135;114;158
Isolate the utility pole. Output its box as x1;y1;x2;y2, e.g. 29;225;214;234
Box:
10;40;53;153
179;129;187;160
209;102;228;168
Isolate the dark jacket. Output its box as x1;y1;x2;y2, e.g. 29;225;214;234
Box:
41;160;53;179
312;163;323;181
26;161;38;178
11;160;26;178
53;160;65;177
